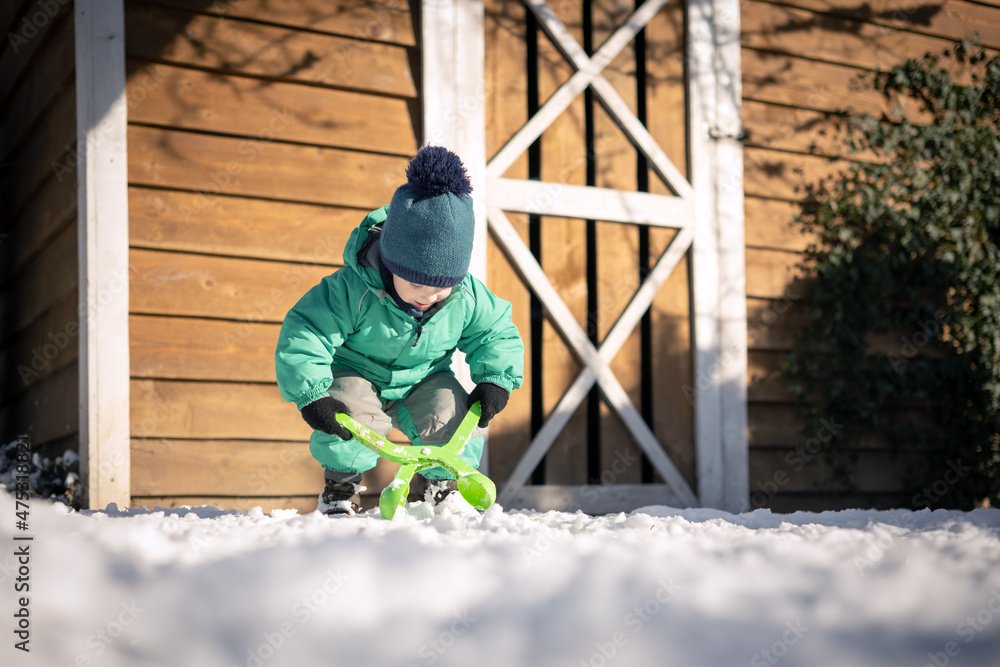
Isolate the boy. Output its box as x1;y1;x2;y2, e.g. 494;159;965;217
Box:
275;146;524;515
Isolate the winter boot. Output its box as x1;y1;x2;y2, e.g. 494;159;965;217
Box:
424;479;458;505
318;475;363;516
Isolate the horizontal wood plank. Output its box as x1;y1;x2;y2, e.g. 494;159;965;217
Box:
744;197;814;252
742;99;865;158
0;361;78;446
749;403;814;448
125;3;417;97
130;495;318;513
0;2;71;106
0;292;78;403
126;61;418;155
128;187;357;263
127;125;408;209
1;83;76;218
129;248;335;321
131;438;404;497
0;175;76;286
750;447;929;493
743;0;969;71
143;0;417;45
0;222;77;338
744;146;849;202
130;315;279;382
131;379;309;440
0;0;25;38
747;296;807;350
749;402;941;450
742;48;905;117
748;349;790;402
131;437;322;496
0;15;74;163
769;0;1000;47
745;246;811;300
760;492;913;512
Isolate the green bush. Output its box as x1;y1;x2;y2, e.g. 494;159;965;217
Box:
782;39;1000;509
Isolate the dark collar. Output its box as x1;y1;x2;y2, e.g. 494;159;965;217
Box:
358;227;443;319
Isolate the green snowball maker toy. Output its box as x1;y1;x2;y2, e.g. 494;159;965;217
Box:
334;401;497;519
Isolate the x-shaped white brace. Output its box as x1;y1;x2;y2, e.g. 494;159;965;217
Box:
490;0;699;506
487;0;692;201
491;208;697;505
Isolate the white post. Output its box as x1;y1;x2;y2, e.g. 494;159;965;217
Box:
421;0;486;277
76;0;131;509
422;0;488;470
714;0;749;514
687;0;748;512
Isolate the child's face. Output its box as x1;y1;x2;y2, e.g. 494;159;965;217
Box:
392;275;452;310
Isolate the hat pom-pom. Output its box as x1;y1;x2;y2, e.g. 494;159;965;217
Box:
405;146;473;197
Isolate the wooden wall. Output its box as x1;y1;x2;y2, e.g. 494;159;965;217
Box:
486;0;1000;513
741;0;1000;510
125;0;420;510
122;0;1000;514
0;0;79;459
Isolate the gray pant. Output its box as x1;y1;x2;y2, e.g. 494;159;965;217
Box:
310;371;485;480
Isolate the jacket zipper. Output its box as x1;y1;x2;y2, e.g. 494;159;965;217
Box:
412;323;423;348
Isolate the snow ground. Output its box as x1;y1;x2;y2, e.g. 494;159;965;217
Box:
2;492;1000;667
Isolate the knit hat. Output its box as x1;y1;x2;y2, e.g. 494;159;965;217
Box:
379;146;475;288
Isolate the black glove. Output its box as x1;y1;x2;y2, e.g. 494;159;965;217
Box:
300;396;352;440
467;382;509;428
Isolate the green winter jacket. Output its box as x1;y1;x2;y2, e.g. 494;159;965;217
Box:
275;206;524;409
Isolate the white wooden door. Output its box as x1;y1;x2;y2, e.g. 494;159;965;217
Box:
423;0;747;513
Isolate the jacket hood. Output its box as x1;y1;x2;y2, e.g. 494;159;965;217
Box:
343;206;391;292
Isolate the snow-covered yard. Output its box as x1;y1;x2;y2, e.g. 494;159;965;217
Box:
3;491;1000;667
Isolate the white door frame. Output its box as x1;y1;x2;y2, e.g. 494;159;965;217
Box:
423;0;747;512
76;0;131;510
